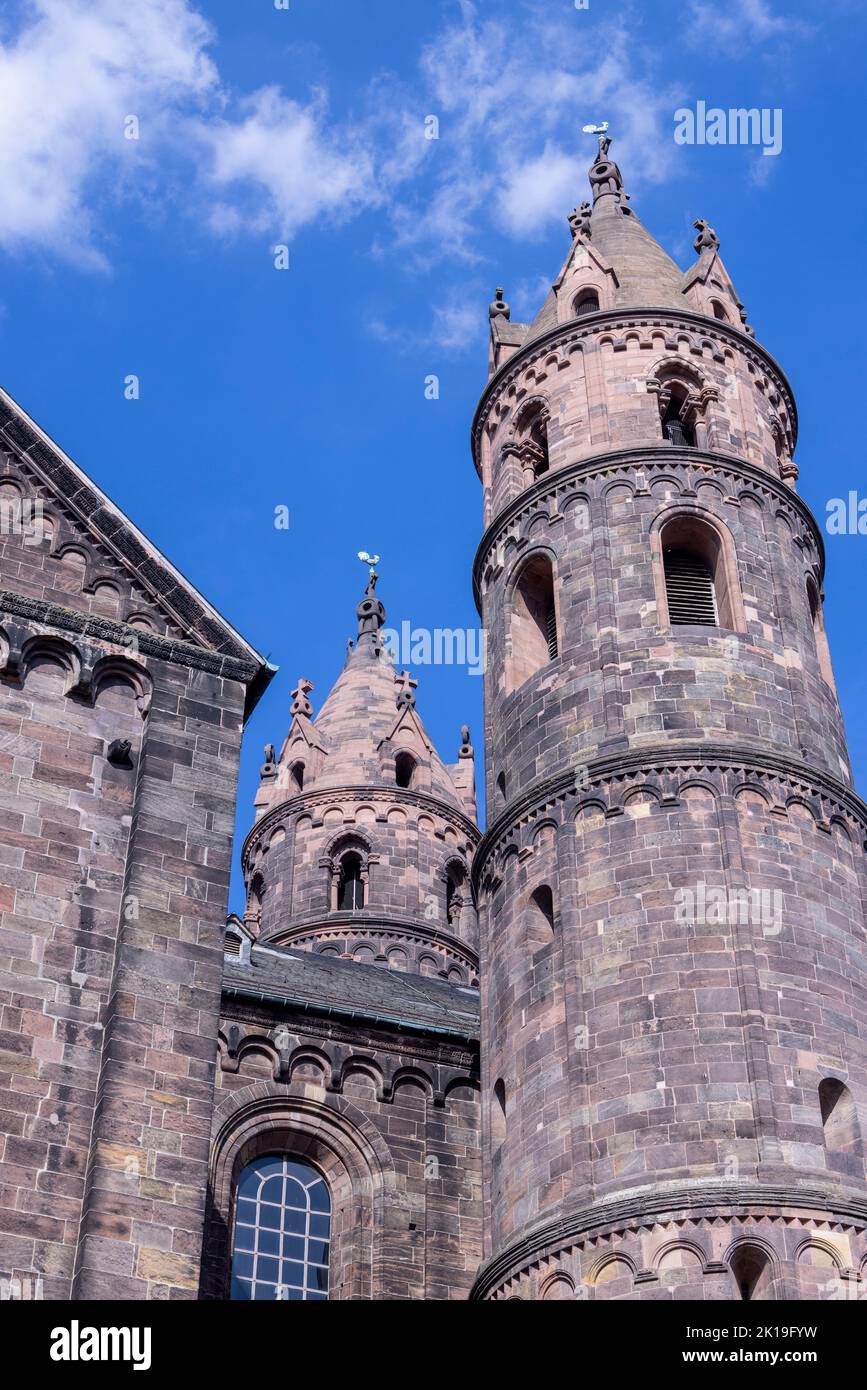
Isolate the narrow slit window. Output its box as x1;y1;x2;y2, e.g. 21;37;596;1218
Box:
395;751;416;789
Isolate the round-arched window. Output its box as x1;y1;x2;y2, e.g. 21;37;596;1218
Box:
231;1155;331;1300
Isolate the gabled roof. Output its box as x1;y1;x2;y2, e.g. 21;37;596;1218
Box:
0;384;269;668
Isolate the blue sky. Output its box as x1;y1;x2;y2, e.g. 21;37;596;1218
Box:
0;0;865;911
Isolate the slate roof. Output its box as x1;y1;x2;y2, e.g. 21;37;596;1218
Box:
223;942;481;1041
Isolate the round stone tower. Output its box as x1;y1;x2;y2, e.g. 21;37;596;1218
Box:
471;136;867;1301
242;567;480;986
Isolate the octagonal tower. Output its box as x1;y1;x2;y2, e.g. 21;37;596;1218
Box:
241;569;480;987
472;137;867;1300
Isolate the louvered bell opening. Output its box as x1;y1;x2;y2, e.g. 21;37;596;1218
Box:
664;548;718;626
224;934;242;957
663;415;693;447
545;604;558;659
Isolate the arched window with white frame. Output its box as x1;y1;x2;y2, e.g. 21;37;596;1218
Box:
230;1155;331;1301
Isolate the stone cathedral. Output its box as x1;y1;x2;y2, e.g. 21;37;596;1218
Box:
1;138;866;1303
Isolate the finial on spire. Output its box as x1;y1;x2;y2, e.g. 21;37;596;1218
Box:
355;551;386;644
395;670;418;710
459;725;474;759
357;549;380;583
489;287;510;321
693;218;720;254
583;122;631;213
290;678;314;718
567;201;592;239
260;743;277;781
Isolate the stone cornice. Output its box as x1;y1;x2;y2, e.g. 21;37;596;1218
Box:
472;447;824;610
470;306;798;473
470;1178;867;1299
0;590;272;714
242;783;481;869
472;742;867;892
261;913;479;971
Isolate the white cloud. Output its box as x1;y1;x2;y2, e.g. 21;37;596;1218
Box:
199;87;378;239
367;288;486;357
0;0;217;266
405;5;685;258
685;0;811;52
430;295;485;353
0;0;690;270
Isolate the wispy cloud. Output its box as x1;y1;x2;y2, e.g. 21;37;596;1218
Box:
368;287;487;357
198;87;379;240
0;0;688;270
403;5;684;258
0;0;217;267
685;0;811;53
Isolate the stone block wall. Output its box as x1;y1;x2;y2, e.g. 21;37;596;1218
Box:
0;424;266;1300
201;1003;482;1300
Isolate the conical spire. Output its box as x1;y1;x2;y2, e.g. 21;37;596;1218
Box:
583;134;686;311
520;133;690;348
255;568;473;816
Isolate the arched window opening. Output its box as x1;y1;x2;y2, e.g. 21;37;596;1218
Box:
395;751;417;789
661;383;696;447
337;852;365;911
446;863;466;927
819;1079;861;1168
574;288;600;317
658;516;738;630
508;554;558;690
290;761;305;793
249;873;266;919
513;402;550;482
527;884;556;950
231;1155;331;1301
806;579;836;691
491;1079;507;1152
729;1245;772;1302
711;299;729;322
